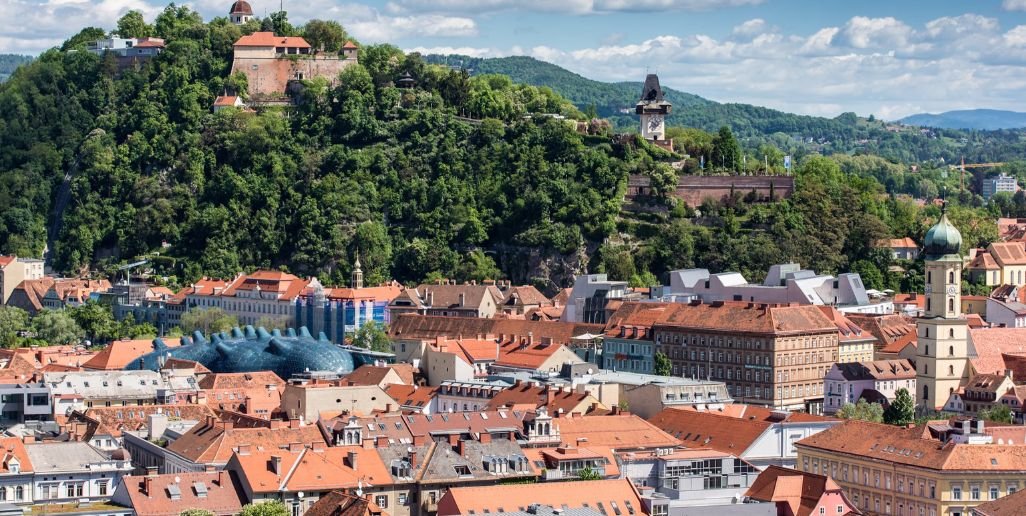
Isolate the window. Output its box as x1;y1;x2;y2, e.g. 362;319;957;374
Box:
837;507;843;514
971;486;980;500
453;465;472;476
952;486;962;500
98;481;108;496
376;495;389;508
990;486;999;499
398;493;408;505
14;487;22;501
66;483;83;497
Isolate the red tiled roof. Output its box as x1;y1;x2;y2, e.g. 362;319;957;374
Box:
388;314;603;345
230;446;388;494
502;286;551;308
817;306;875;343
969;328;1026;375
746;465;855;516
970;252;1000;270
832;359;915;381
557;413;680;450
0;256;14;267
437;478;644;516
198;371;284;390
234;32;311;48
82;338;181;370
323;284;402;302
991;242;1026;266
306;491;385;516
343;365;406;387
485;384;600;414
167;418;326;464
68;404;216;440
213;95;239;107
0;437;32;473
383;384;436;411
975;486;1026;516
657;301;837;335
341;41;358;49
877;237;916;249
117;471;244;516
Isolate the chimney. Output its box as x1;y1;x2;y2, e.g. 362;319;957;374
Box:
347;451;358;470
270;419;285;429
376;435;389;448
288;442;304;452
459;293;466;307
385;403;393;413
528;332;534;345
148;411;168;440
312;441;326;452
217;470;227;486
479;432;492;444
413;434;427;446
146;466;158;477
270;455;283;475
448;434;460;446
1007;369;1014;380
289;417;301;429
363;437;374;449
237;444;252;456
546;388;556;406
143;476;154;497
455;439;466;456
409;450;417;468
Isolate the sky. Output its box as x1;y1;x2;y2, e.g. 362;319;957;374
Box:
5;0;1026;119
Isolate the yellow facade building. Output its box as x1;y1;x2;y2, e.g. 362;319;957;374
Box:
797;419;1026;516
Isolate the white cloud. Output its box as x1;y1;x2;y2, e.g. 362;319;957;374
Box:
1004;0;1026;11
428;12;1026;119
389;0;762;15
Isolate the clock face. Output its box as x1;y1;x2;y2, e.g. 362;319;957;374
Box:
924;284;932;294
947;285;958;296
648;115;663;131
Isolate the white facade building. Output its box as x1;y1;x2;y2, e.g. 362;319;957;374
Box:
823;359;916;415
656;263;892;314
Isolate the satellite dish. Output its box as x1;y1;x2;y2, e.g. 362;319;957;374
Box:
174;476;180;484
587;368;594;374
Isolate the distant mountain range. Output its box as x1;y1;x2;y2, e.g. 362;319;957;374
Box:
898;109;1026;130
0;54;32;82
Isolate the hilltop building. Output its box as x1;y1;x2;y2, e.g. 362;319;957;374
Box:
637;74;672;151
228;0;254;24
0;255;43;304
230;29;359;98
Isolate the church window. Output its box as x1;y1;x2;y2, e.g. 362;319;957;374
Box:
927;271;932;283
949;271;955;283
949;365;954;376
949;298;954;312
949;345;954;356
923;385;929;401
927;299;932;312
949;329;955;338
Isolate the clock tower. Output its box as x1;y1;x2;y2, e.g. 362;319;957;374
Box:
915;203;969;410
636;74;673;151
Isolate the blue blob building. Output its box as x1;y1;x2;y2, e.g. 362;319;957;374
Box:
126;326;358;379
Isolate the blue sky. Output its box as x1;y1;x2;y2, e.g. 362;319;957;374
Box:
6;0;1026;118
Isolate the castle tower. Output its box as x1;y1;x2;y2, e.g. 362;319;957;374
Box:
915;204;969;410
229;0;254;25
352;254;364;289
636;74;673;150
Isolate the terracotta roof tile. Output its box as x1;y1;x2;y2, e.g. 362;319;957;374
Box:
306;490;384;516
344;365;406;387
832;359;916;381
389;315;603;347
991;242;1026;266
117;470;245;516
974;486;1026;516
68;404;216;440
556;413;680;450
746;465;855;516
82;338;181;370
485;384;601;414
658;301;837;335
969;328;1026;375
383;384;436;411
234;32;311;48
437;478;643;516
167;418;326;465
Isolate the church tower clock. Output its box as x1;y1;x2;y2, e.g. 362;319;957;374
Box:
916;204;969;410
636;74;673;151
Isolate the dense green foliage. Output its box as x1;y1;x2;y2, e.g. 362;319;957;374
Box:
239;502;288;516
837;399;884;423
180;307;238;335
883;388;915;426
0;8;1015;295
978;405;1014;424
429;55;1026;164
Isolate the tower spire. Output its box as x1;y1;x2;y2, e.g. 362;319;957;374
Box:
352;253;364;289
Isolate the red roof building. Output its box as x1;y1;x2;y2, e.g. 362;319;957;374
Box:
746;465;860;516
111;470;245;516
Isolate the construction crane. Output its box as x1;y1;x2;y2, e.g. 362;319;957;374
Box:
117;260;149;285
951;158;1007;192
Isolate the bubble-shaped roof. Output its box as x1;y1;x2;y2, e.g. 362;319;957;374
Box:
924;208;962;258
126;326;355;379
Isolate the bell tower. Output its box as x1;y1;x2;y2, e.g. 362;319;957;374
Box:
916;203;969;410
351;253;364;289
636;74;673;151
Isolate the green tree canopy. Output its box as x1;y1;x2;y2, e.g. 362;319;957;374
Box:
32;310;84;345
116;10;153;38
302;20;348;53
0;306;29;348
68;302;120;344
711;125;742;170
837;399;884;423
883;388;915;426
179;308;238;336
240;502;288;516
353;321;391;353
654;351;672;376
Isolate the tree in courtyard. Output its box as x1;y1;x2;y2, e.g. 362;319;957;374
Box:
239;502;288;516
31;310;84;345
979;405;1014;424
837;399;884;423
68;301;120;344
654;351;672;376
0;306;29;348
353;321;391;353
883;388;915;426
179;307;238;336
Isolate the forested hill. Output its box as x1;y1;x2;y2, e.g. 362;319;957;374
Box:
0;55;33;82
425;55;1026;164
899;109;1026;130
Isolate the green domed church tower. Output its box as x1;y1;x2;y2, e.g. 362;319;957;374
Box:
916;205;969;410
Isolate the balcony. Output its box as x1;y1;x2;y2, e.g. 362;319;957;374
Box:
543;466;606;481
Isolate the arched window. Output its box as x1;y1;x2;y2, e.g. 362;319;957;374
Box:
14;486;22;501
923;385;929;401
949;345;954;356
949;298;954;312
927;271;932;283
949;271;955;283
925;327;930;338
927;299;932;312
949;329;955;338
925;344;930;355
949;365;954;376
